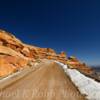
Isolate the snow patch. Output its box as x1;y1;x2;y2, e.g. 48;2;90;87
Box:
55;61;100;100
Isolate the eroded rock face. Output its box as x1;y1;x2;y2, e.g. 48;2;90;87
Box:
0;55;29;77
0;30;32;77
0;29;93;77
67;57;93;75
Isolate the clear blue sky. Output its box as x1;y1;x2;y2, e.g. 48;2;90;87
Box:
0;0;100;66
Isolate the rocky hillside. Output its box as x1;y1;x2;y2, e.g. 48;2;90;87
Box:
0;29;93;77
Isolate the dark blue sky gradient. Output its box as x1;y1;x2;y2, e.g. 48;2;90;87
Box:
0;0;100;65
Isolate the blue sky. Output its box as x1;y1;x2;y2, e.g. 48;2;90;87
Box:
0;0;100;66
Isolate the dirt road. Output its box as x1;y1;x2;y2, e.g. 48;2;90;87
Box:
0;62;85;100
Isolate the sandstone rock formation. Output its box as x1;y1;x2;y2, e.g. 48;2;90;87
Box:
67;56;93;74
0;29;93;77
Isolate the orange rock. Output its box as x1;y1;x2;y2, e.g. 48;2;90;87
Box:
67;57;93;74
59;51;67;58
0;29;94;77
0;58;17;77
0;64;17;77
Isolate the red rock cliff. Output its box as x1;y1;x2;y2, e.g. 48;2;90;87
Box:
0;29;93;77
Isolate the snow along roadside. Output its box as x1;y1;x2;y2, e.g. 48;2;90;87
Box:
55;61;100;100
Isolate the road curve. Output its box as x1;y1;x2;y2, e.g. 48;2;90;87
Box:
0;62;85;100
